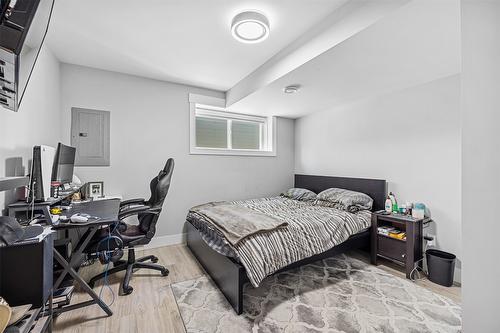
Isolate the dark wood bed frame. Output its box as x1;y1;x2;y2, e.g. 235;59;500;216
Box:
186;174;387;314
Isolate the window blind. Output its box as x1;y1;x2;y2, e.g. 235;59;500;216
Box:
231;120;260;149
195;116;228;148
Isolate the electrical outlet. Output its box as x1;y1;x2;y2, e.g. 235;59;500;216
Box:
426;234;436;247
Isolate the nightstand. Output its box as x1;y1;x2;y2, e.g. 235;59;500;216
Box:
371;213;431;279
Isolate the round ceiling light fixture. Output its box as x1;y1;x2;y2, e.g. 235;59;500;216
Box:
231;11;270;44
283;85;301;94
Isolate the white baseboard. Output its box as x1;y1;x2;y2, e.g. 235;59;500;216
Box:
453;266;462;285
143;233;186;250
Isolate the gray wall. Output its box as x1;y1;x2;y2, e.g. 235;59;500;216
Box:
0;46;61;211
461;1;500;331
295;75;462;281
59;64;295;237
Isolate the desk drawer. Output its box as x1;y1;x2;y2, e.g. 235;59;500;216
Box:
378;236;406;263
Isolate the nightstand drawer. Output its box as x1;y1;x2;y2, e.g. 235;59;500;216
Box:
378;236;406;263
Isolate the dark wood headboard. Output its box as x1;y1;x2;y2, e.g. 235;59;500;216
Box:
294;174;387;211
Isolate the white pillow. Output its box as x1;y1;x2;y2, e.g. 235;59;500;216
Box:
280;188;317;201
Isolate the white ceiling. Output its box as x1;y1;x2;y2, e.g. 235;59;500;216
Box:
226;0;411;106
47;0;347;91
47;0;461;119
230;0;461;118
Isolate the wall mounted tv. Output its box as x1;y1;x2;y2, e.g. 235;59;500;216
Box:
0;0;54;111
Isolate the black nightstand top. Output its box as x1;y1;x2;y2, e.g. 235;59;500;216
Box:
373;212;432;224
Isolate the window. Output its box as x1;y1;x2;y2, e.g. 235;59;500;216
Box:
196;116;228;149
189;94;276;156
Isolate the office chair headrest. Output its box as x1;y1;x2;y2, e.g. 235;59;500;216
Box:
158;158;174;184
147;158;174;209
163;158;174;174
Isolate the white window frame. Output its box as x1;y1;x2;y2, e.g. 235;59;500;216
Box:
189;94;276;156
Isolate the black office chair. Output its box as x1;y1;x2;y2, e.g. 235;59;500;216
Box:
88;158;174;294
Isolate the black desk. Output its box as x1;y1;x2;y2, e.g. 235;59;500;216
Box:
51;199;120;317
52;199;120;230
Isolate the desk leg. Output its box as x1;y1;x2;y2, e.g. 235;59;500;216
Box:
53;250;113;316
53;227;97;289
53;226;113;317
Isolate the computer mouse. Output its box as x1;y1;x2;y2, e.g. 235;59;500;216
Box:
70;213;89;223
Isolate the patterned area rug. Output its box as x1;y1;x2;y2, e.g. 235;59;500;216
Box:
171;254;461;333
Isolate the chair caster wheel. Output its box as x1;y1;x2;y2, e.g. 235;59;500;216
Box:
123;286;133;295
161;269;169;277
151;256;159;263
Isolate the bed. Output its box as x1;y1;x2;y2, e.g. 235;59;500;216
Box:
186;174;387;314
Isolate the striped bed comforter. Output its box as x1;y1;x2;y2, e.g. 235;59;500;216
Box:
187;196;372;287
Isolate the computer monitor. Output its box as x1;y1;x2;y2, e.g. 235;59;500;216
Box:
28;145;55;202
51;143;76;185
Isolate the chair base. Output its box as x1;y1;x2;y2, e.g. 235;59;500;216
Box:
88;248;169;295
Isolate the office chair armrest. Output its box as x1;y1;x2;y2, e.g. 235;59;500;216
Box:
120;198;146;207
118;205;159;220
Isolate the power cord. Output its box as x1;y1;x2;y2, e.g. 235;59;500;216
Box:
410;239;431;282
96;223;121;307
409;258;426;281
98;261;115;307
29;182;36;222
97;225;115;307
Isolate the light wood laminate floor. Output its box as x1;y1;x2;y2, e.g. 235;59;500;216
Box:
53;245;461;333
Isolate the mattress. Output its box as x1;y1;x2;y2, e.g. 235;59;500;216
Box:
186;196;372;287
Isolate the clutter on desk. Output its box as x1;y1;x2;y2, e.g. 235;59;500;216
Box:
71;192;82;202
84;181;105;199
0;217;45;246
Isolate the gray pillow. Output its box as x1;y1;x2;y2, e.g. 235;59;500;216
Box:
281;188;317;201
314;188;373;213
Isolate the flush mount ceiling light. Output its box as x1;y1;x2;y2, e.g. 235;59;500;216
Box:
283;85;301;94
231;11;270;43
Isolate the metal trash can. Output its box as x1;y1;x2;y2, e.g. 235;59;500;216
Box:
426;249;456;287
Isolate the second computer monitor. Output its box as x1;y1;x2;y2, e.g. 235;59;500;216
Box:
51;143;76;185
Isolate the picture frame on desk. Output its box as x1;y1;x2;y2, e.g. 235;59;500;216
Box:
86;181;104;199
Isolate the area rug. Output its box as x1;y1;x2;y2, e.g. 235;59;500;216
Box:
171;254;461;333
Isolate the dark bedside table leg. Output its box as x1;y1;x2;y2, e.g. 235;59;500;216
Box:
417;221;424;272
370;215;378;265
406;222;415;279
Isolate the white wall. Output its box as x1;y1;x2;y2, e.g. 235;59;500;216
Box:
295;75;461;280
59;64;295;238
0;46;61;211
461;1;500;331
